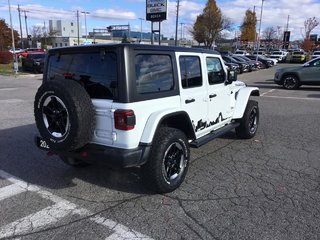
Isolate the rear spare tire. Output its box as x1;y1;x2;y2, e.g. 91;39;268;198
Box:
34;80;95;151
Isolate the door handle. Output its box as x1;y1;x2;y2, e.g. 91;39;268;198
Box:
185;98;195;104
209;94;217;98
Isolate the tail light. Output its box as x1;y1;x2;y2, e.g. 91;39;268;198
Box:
114;110;136;130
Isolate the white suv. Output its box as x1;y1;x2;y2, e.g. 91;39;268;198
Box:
34;44;260;193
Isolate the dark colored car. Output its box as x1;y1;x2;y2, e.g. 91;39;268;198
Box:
21;52;46;73
224;61;240;74
231;55;256;72
246;55;273;68
222;56;249;73
274;57;320;89
234;55;263;69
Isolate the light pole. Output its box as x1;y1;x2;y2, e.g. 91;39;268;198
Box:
180;22;185;41
256;0;265;61
139;18;144;42
175;0;180;46
8;0;18;73
81;11;90;40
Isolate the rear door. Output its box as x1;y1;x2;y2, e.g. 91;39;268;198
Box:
177;53;209;138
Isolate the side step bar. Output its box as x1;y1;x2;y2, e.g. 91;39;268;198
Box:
190;122;240;148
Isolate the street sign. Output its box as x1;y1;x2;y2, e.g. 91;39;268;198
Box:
146;0;167;22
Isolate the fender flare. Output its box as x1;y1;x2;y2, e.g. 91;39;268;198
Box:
140;109;195;144
232;87;259;119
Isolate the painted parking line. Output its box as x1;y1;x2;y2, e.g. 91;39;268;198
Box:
0;170;152;240
0;99;24;103
260;89;275;97
0;88;19;91
263;95;320;101
0;202;78;239
0;184;27;201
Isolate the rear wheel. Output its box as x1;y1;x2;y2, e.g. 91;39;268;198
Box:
282;75;300;90
141;127;190;193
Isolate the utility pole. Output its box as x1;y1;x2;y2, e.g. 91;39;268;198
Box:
253;5;256;50
8;0;18;73
24;10;29;48
256;0;265;61
139;18;144;43
77;10;80;45
81;11;89;41
286;15;290;31
17;4;24;49
175;0;180;46
180;22;184;41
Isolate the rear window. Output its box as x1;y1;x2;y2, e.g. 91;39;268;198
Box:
293;51;304;55
135;54;174;94
46;52;118;99
29;54;45;59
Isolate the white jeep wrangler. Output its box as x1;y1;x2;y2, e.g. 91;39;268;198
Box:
34;44;259;193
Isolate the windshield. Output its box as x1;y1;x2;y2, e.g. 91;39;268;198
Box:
272;52;282;55
293;51;304;55
313;52;320;55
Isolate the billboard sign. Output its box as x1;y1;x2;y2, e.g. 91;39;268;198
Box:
146;0;167;21
282;31;290;49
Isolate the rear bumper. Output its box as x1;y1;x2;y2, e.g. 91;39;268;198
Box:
35;136;151;168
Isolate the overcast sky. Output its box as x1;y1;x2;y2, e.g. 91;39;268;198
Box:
0;0;319;41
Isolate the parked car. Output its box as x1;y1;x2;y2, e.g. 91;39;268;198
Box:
224;61;240;74
222;55;249;73
269;50;287;63
18;48;45;58
252;50;266;56
290;50;307;63
274;57;320;89
21;52;46;73
231;55;256;72
234;50;249;56
311;51;320;59
236;55;263;69
246;55;273;68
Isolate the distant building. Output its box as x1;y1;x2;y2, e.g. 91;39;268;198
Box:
49;20;80;38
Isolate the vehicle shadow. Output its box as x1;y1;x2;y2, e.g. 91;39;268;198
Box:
308;94;320;98
0;124;152;194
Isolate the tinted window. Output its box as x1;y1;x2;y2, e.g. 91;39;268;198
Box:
206;57;225;85
47;52;118;99
135;54;174;94
29;54;45;59
179;56;202;88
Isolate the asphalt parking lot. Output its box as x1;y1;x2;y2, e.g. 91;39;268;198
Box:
0;65;320;240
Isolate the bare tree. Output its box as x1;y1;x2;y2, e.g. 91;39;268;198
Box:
304;17;319;38
263;27;277;41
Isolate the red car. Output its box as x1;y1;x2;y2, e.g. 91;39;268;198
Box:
17;48;45;58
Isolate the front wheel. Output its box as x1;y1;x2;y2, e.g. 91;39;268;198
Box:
236;100;259;139
141;127;190;193
282;75;300;90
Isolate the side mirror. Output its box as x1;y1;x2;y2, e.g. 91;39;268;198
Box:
226;70;237;84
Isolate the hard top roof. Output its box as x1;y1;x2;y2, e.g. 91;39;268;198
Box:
48;43;220;55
